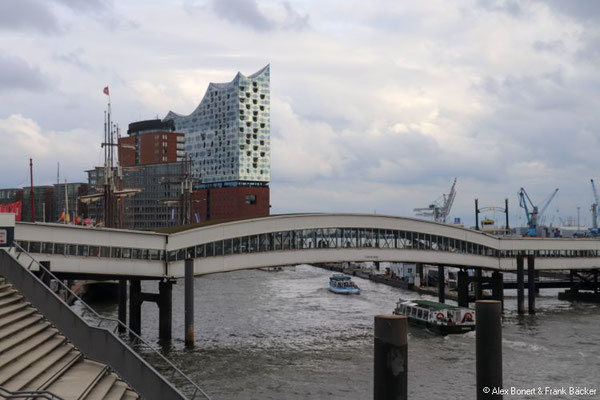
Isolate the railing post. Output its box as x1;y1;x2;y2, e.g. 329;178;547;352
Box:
476;300;503;399
516;255;525;314
374;315;407;400
527;256;536;314
185;259;195;346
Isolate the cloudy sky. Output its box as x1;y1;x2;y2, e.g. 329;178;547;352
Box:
1;0;600;227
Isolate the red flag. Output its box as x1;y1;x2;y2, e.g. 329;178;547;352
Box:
103;86;109;96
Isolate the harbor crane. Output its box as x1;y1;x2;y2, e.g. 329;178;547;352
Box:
518;187;559;237
414;178;457;223
589;179;600;236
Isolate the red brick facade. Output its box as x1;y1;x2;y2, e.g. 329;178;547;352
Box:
192;186;270;223
118;131;184;167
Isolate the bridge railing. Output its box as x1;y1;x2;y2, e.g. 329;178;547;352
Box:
4;243;212;400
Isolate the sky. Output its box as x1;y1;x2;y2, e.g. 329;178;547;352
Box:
1;0;600;228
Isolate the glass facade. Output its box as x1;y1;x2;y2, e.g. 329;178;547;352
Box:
164;65;270;184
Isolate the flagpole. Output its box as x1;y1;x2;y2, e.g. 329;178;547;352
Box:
65;178;68;224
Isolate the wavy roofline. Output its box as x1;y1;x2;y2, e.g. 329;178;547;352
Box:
163;64;270;120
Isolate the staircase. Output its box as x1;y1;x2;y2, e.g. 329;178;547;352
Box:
0;276;139;400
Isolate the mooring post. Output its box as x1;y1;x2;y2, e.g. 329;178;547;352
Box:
118;279;127;333
516;255;525;315
527;256;536;314
158;279;173;340
184;258;195;346
476;300;503;400
438;265;445;303
374;315;407;400
39;261;51;288
457;269;469;307
129;279;142;337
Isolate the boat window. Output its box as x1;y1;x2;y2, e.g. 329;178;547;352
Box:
54;243;65;255
89;246;100;257
29;242;41;253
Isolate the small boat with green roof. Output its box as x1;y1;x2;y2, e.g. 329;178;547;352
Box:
393;299;475;335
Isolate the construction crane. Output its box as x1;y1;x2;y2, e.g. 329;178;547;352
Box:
589;179;600;236
414;178;457;223
518;187;559;237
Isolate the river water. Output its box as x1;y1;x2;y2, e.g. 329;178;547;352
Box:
88;265;600;399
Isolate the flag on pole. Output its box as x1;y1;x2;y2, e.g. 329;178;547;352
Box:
58;210;65;223
103;86;109;96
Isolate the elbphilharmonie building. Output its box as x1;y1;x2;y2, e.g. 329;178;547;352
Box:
164;65;270;186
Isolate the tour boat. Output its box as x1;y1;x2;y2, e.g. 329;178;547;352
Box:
328;274;360;295
393;299;475;335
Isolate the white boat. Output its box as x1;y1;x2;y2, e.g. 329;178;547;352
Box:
393;299;475;335
328;274;360;295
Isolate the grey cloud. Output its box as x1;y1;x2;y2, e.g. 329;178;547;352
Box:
532;39;565;53
0;54;48;92
0;0;60;33
53;0;108;13
54;48;91;71
212;0;275;31
209;0;308;32
537;0;600;22
476;0;523;17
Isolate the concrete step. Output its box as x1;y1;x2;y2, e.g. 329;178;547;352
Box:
0;307;37;330
121;389;140;400
0;326;57;369
0;316;48;353
81;371;118;400
0;293;23;308
44;359;108;399
103;380;128;400
0;283;13;292
23;349;81;393
0;334;65;384
0;301;29;319
3;342;75;392
0;288;18;300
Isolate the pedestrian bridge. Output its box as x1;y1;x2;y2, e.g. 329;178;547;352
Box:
10;213;600;278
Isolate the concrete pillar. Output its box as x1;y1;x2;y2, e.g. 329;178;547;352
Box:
516;255;525;315
129;279;142;337
475;268;483;300
374;261;380;271
476;301;503;399
416;263;424;287
438;265;445;303
184;259;195;346
118;279;127;333
158;280;172;340
457;269;469;307
491;271;504;310
374;315;407;400
527;256;536;314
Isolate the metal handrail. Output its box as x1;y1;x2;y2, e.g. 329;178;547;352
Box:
0;386;64;399
9;242;211;400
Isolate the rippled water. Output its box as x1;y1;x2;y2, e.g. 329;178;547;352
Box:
88;265;600;399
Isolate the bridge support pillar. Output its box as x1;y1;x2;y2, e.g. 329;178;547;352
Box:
457;270;469;307
527;256;536;314
374;261;380;271
129;279;142;337
158;279;172;340
118;279;127;333
475;268;483;300
185;259;195;346
516;255;525;315
438;265;445;304
491;271;504;310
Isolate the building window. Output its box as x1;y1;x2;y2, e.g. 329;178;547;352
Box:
245;194;256;205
